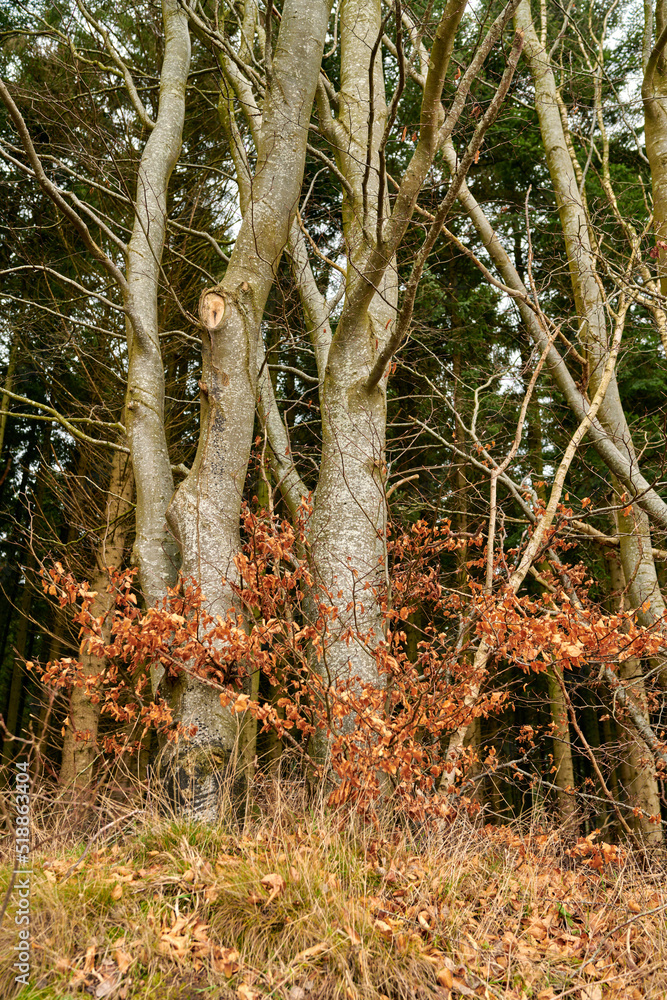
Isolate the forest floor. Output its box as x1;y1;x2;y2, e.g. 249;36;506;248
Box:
1;783;666;1000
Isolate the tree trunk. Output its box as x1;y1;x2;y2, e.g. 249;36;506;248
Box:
605;548;663;846
516;0;667;649
0;554;35;768
162;0;333;819
546;665;578;830
0;333;17;463
307;0;397;735
123;0;190;624
643;0;667;296
59;449;134;790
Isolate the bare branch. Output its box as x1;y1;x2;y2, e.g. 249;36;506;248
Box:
0;80;129;293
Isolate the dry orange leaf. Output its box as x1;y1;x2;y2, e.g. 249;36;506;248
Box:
238;984;261;1000
212;945;240;977
260;872;286;904
374;919;393;940
345;924;361;946
114;949;132;974
294;941;329;962
579;987;602;1000
436;967;453;988
111;883;123;901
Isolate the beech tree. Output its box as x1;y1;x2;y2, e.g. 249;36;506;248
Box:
2;0;667;840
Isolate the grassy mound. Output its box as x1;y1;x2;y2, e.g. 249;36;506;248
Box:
1;791;666;999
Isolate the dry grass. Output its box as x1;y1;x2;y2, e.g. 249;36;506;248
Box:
1;777;666;1000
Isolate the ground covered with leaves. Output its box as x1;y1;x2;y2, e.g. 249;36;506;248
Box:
1;804;666;1000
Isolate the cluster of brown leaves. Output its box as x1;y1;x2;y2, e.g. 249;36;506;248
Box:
56;942;132;998
30;508;667;815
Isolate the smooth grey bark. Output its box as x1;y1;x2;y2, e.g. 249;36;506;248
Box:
258;0;516;754
163;0;333;818
606;549;663;847
514;0;667;645
643;2;667;296
307;0;398;706
124;0;189;620
218;0;535;767
303;0;502;733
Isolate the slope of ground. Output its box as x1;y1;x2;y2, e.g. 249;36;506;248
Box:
1;793;665;1000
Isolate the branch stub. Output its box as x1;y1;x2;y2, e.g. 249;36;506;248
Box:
199;290;226;330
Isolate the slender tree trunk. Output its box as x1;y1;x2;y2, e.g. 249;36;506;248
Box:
513;7;665;842
452;346;470;589
308;0;398;727
59;449;134;790
0;333;17;462
1;427;50;770
0;426;37;710
605;548;663;845
643;0;667;296
0;553;35;768
599;710;622;832
162;0;333;819
516;0;667;649
123;0;190;624
31;611;66;781
546;665;578;829
518;296;578;828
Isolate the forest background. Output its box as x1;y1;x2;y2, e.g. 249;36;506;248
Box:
1;0;667;852
4;1;667;997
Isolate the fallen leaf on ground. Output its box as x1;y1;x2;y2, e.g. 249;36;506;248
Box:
436;967;453;988
93;959;122;997
451;978;476;996
260;872;286;904
113;949;132;974
238;984;261;1000
212;945;240;977
579;987;602;1000
294;941;329;962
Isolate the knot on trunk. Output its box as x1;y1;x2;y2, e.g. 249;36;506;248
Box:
199;289;226;331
